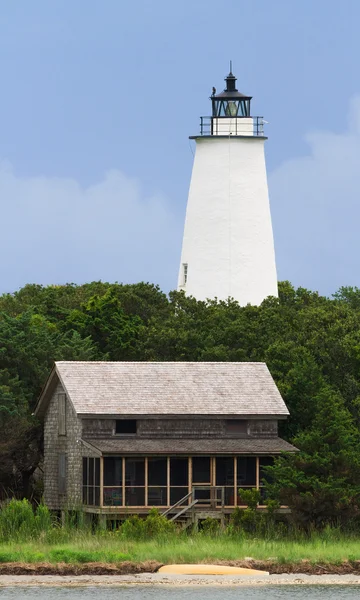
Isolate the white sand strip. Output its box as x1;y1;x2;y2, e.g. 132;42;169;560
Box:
1;574;360;587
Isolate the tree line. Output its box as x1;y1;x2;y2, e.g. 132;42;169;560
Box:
1;280;360;528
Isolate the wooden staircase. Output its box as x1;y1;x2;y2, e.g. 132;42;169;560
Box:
162;486;225;529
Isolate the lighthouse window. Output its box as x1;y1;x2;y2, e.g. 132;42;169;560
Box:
183;263;188;285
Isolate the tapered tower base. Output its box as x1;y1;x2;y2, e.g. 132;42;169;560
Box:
177;69;278;306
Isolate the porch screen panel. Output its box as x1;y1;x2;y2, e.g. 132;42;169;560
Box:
103;457;123;506
192;457;211;503
88;458;94;505
170;458;188;506
125;458;145;506
237;457;256;505
82;457;100;506
216;457;235;506
259;456;274;504
148;458;167;506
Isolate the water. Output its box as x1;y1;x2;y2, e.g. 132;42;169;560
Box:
0;587;360;600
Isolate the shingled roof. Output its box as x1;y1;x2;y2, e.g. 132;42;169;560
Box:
36;361;289;418
83;437;297;455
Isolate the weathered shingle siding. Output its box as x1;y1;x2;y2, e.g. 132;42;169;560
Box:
248;420;278;437
82;418;278;439
44;382;82;510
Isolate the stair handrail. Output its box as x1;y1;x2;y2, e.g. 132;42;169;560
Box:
162;490;193;518
169;499;199;522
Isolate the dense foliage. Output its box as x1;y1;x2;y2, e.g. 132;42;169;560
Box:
1;280;360;527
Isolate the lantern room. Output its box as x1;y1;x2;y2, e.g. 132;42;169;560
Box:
211;70;252;119
194;65;265;138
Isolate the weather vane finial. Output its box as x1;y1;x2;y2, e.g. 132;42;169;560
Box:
230;60;232;73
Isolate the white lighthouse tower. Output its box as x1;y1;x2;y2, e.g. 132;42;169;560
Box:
177;67;278;305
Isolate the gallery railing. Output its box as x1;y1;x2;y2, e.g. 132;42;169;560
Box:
198;116;265;137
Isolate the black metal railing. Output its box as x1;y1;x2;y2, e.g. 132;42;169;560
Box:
199;116;265;137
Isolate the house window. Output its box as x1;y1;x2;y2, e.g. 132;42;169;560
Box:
82;457;100;506
58;453;67;495
115;420;137;435
182;263;188;285
225;420;247;434
58;393;66;436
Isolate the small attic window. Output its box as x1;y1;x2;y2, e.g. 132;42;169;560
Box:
115;420;137;435
226;420;247;434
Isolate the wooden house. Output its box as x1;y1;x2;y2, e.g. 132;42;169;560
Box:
35;361;297;524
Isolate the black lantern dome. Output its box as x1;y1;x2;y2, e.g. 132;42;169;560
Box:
211;67;252;118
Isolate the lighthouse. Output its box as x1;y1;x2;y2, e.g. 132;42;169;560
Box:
177;67;278;305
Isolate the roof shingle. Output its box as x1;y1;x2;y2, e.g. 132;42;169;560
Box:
83;437;297;455
52;361;289;417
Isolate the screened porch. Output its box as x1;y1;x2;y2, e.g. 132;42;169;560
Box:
82;455;274;511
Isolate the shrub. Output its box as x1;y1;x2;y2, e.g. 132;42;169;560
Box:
119;508;176;540
0;498;36;541
143;508;176;538
199;517;221;536
119;515;146;540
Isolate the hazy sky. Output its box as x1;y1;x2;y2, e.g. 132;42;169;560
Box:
1;0;360;297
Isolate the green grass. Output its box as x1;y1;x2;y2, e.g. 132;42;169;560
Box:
1;500;360;566
1;533;360;565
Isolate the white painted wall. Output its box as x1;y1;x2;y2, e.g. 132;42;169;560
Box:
211;117;256;136
177;136;278;305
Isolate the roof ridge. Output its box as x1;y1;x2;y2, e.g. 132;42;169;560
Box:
54;360;267;365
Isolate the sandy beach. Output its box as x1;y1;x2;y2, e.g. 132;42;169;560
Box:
1;574;360;587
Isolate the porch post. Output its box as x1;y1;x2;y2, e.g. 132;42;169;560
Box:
189;457;192;498
234;456;237;506
122;457;125;507
145;457;148;507
100;456;104;508
256;457;260;490
167;457;170;506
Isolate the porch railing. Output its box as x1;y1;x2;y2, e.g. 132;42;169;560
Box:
162;486;225;523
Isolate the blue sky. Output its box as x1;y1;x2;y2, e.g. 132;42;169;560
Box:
1;0;360;297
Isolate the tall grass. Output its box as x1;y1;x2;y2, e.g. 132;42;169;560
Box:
1;499;360;565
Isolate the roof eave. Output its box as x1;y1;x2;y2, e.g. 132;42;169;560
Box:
33;364;58;419
78;412;289;419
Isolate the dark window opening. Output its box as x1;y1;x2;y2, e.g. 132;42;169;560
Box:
148;487;167;505
115;420;137;434
104;457;122;486
125;458;145;486
125;487;145;506
216;457;234;486
170;486;188;505
192;457;211;483
237;457;256;487
148;457;167;486
170;458;188;486
226;420;247;434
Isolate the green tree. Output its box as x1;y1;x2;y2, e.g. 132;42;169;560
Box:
265;387;360;528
